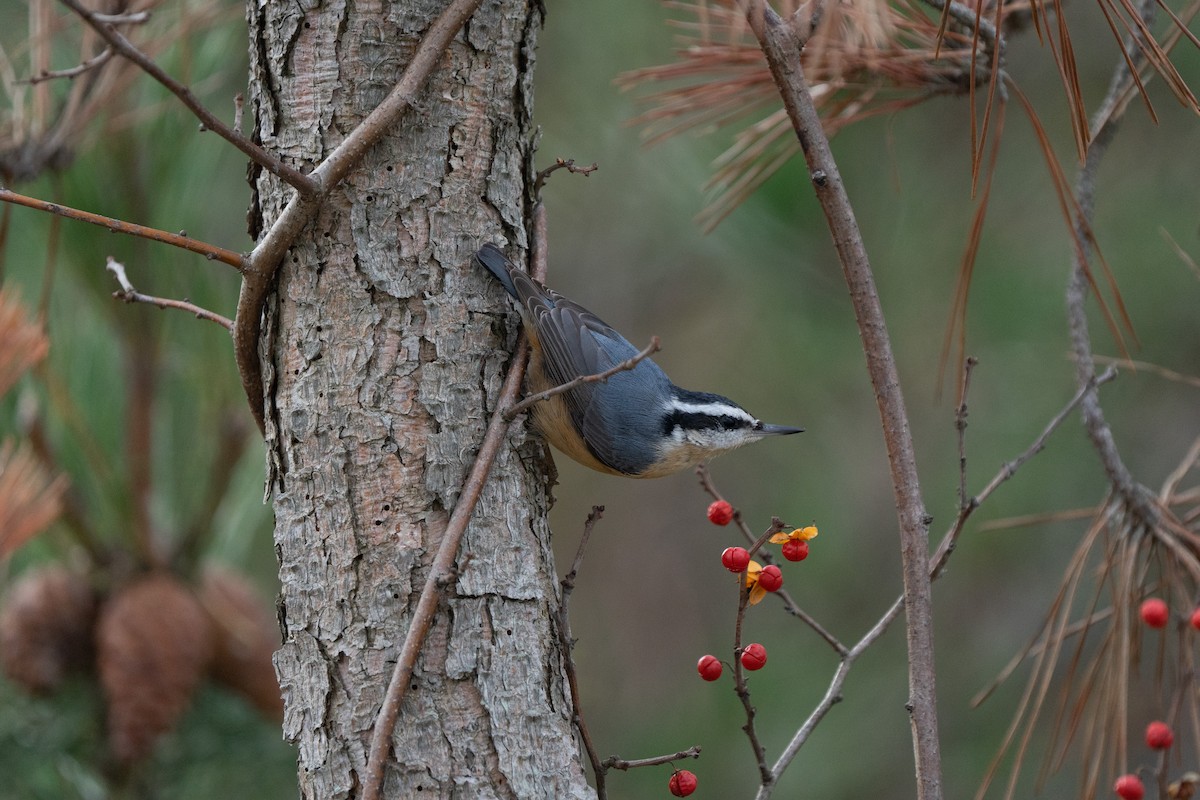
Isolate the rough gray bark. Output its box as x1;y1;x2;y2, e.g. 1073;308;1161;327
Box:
246;1;593;797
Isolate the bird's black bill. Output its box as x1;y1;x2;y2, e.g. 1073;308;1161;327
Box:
758;423;804;435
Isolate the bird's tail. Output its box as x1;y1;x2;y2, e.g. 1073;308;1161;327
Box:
473;243;518;298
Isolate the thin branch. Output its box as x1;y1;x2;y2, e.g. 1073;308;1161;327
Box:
757;590;908;800
56;0;318;195
955;357;979;515
234;0;486;432
601;746;702;771
556;507;608;797
24;47;113;84
1065;0;1161;526
503;336;661;421
89;10;151;24
732;523;783;785
930;366;1118;582
0;188;245;269
532;158;599;197
105;257;233;331
746;4;942;797
758;359;1107;796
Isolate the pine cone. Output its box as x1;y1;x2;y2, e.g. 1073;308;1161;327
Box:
95;573;213;764
199;565;283;721
0;564;96;694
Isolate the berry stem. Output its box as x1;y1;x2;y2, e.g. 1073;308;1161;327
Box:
732;555;772;785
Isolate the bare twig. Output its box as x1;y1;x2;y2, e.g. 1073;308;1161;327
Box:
746;4;942;796
503;336;661;421
89;10;150;25
955;357;979;513
930;367;1118;581
24;47;113;84
759;593;906;800
732;521;788;785
755;358;1106;798
234;0;486;432
0;188;244;269
105;257;233;331
556;507;608;797
1065;0;1161;527
57;0;318;195
601;746;702;771
532;158;599;197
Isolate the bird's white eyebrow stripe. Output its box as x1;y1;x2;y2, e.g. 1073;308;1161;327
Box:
666;400;757;423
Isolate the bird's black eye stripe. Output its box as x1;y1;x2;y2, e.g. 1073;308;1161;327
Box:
662;410;753;435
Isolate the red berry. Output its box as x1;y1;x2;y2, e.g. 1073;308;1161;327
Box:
696;654;723;682
1145;720;1174;749
668;769;697;797
1190;607;1200;631
757;564;783;593
1114;774;1144;800
1140;598;1169;628
781;539;809;562
741;642;767;671
707;500;734;526
721;546;751;573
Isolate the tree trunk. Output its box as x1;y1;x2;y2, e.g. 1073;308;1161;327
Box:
246;1;592;796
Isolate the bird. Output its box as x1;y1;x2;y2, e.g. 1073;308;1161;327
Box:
473;243;803;478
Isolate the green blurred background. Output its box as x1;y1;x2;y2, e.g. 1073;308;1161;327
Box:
1;0;1197;797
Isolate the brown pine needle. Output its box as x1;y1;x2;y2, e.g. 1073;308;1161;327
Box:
0;290;49;396
0;441;68;560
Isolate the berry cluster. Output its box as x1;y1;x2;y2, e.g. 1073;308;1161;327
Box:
679;501;822;794
1109;599;1197;799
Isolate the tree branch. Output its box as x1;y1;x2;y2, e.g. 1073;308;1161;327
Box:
503;336;661;421
0;188;244;269
556;506;608;797
758;367;1105;796
1065;0;1161;527
24;47;114;84
57;0;318;195
601;746;702;771
732;520;789;786
746;4;942;796
105;257;233;331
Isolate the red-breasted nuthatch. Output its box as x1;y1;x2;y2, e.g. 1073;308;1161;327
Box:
474;244;803;478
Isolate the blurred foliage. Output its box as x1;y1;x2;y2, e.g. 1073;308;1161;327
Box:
0;0;288;795
0;0;1196;797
